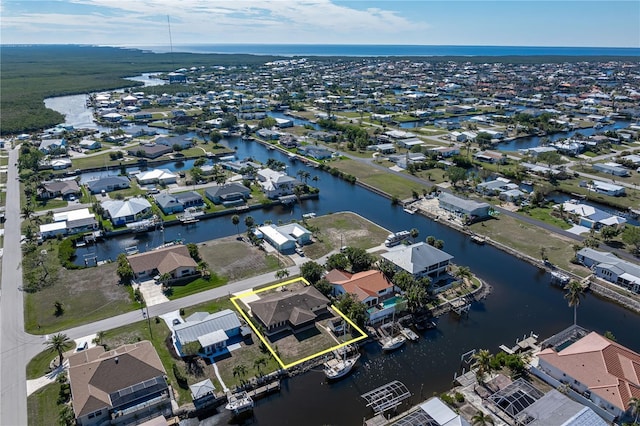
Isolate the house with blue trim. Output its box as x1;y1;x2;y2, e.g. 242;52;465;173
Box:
173;310;242;358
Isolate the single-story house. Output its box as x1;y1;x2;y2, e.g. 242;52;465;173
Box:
576;248;639;293
536;332;640;419
499;189;526;202
126;244;198;281
156;136;193;150
86;176;130;194
39;208;98;239
429;146;460;158
559;202;627;230
173;191;204;209
275;117;293;128
128;144;173;159
257;223;312;253
39;138;66;154
68;341;172;426
297;145;332;160
396;137;424;150
592;180;625;196
381;242;453;281
592;162;630;177
154;193;184;215
101;197;152;226
476;177;517;196
204;183;251;206
136;169;178;186
256;129;280;140
474;150;506;164
39;179;80;199
249;286;329;336
173;310;242;358
78;139;101;150
367;143;396;154
438;192;491;221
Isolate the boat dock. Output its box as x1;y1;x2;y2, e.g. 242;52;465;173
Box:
400;328;419;341
245;381;280;400
499;331;540;355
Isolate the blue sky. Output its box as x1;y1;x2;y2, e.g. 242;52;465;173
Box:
1;1;638;47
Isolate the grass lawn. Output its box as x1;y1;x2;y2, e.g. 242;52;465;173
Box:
330;158;427;199
468;215;588;277
304;212;390;259
198;237;286;282
27;346;72;380
33;197;67;212
520;207;572;230
24;262;138;334
167;275;228;300
27;382;63;426
215;339;281;390
556;180;640;210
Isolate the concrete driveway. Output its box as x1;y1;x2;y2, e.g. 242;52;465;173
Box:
136;279;170;306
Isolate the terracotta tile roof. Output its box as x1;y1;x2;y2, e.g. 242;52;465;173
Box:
127;244;197;275
537;332;640;412
325;269;352;282
68;341;166;418
329;270;393;302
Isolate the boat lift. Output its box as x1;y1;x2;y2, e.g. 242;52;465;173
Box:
361;380;411;414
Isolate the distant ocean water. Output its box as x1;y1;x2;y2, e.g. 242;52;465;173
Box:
133;44;640;57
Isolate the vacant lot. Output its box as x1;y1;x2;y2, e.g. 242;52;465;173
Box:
468;214;588;277
198;236;290;281
24;262;137;334
330;158;428;200
304;211;390;259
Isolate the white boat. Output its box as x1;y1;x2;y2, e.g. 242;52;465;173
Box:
400;328;419;341
225;391;254;414
381;336;406;352
323;352;361;380
302;212;316;219
384;230;411;247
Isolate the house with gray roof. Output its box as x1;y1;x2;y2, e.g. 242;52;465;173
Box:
249;286;329;336
39;179;80;200
257;168;299;199
438;192;491;221
381;242;453;281
592;162;630;177
127;144;173;159
153;193;184;215
173;309;242;358
101;197;152;226
576;248;640;293
173;191;204;209
39;138;66;154
86;176;130;194
156;136;193;150
205;183;251;206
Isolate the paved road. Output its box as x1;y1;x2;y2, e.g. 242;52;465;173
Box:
1;147;42;426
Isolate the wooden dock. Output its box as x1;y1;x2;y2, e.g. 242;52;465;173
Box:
246;381;280;400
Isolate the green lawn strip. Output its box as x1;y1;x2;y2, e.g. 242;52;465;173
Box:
330;158;426;199
519;206;572;230
167;276;229;300
24;262;138;334
34;198;67;212
27;382;63;426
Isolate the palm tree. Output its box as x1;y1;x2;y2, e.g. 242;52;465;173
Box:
45;333;73;368
565;280;585;325
244;215;255;231
628;396;640;425
472;349;492;384
21;204;34;222
471;411;495;426
410;228;419;242
232;363;248;385
253;356;267;377
455;266;472;282
275;269;290;280
231;214;240;236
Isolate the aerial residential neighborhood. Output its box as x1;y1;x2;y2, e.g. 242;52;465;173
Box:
1;44;640;426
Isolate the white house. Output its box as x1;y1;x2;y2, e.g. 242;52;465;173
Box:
592;180;625;196
101;197;152;226
135;169;178;186
256;168;298;199
40;208;98;238
257;223;311;253
381;242;453;281
576;248;640;293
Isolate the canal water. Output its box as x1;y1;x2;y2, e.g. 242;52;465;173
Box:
47;90;640;426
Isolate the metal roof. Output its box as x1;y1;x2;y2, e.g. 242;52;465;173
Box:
361;380;411;414
174;309;241;346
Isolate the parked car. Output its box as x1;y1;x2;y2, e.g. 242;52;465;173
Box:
295;247;305;256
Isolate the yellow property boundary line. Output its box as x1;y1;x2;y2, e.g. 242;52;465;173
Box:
230;277;369;369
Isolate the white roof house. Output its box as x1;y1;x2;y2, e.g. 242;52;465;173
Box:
257;223;312;253
415;397;471;426
101;197;152;225
136;169;178;185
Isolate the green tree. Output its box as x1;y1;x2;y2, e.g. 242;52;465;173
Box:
410;227;419;242
600;226;617;243
53;301;64;317
446;166;467;187
116;253;134;284
93;331;106;348
300;261;325;285
455;266;472;281
44;333;73;368
405;282;427;312
187;242;201;262
377;259;397;280
472;349;493;384
253;357;268;377
58;404;75;426
471;411;495;426
621;226;640;255
565;280;585;326
392;271;416;292
537;151;563;168
244;215;255;230
314;278;333;297
232;363;248;385
334;293;366;328
603;331;617;341
275;269;290;280
232;214;240;236
344;247;374;273
326;253;349;271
